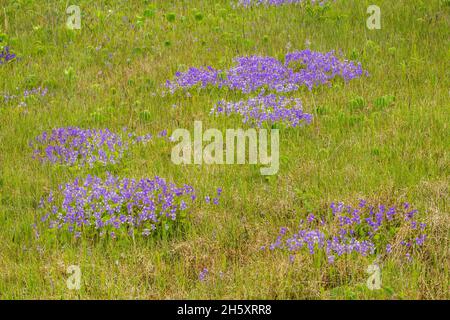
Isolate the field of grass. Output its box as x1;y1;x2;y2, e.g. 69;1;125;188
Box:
0;0;449;299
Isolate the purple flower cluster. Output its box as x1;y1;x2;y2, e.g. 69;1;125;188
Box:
199;268;209;281
38;174;200;239
205;188;222;205
0;46;16;64
236;0;332;7
166;50;365;94
285;50;366;89
264;201;427;263
210;92;313;127
30;127;154;167
3;86;48;106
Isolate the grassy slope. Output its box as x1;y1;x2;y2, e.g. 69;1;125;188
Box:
0;0;448;299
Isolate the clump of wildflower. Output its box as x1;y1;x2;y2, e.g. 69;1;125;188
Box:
30;127;164;167
38;174;203;239
204;188;222;205
3;86;48;107
236;0;333;8
0;46;16;65
199;268;209;281
31;127;130;167
210;92;313;128
37;174;223;239
265;201;427;263
166;50;366;94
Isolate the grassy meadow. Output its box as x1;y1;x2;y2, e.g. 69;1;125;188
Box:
0;0;449;299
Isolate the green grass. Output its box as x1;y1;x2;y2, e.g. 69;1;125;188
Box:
0;0;449;299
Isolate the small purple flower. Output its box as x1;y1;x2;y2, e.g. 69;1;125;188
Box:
32;224;40;239
386;244;392;254
3;86;48;107
199;268;208;281
358;199;367;208
31;127;161;167
211;93;312;128
327;255;335;264
36;174;204;239
236;0;334;8
0;46;16;65
415;234;426;246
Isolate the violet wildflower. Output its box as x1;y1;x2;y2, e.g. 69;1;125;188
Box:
199;268;208;281
31;127;157;167
0;46;16;65
327;255;335;264
211;93;312;128
3;86;48;107
167;50;366;94
415;234;426;246
358;199;367;208
265;201;427;263
37;173;201;239
386;244;392;254
32;224;40;239
135;133;153;144
236;0;334;8
158;129;168;137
